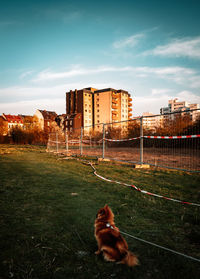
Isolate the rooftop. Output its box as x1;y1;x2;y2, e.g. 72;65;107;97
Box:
2;114;23;123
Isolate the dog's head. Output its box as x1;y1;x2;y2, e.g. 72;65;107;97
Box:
96;204;114;222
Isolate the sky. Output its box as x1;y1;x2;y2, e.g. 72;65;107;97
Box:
0;0;200;117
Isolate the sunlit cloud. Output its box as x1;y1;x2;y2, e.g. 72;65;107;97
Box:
145;36;200;59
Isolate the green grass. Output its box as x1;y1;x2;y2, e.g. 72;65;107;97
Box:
0;144;200;279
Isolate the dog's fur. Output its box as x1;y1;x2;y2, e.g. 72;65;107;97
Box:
94;205;138;267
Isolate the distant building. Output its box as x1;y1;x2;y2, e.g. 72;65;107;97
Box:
2;114;23;134
65;87;133;132
19;115;36;130
34;110;57;132
160;98;200;121
142;112;162;131
0;115;8;135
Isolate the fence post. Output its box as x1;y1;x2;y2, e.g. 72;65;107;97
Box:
56;132;58;153
80;127;83;156
65;130;68;152
140;117;143;164
47;133;50;152
102;123;105;159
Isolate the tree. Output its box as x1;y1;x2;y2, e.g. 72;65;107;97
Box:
0;117;8;136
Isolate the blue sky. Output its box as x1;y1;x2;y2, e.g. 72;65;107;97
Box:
0;0;200;116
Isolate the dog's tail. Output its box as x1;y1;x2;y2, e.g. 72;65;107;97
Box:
121;251;139;267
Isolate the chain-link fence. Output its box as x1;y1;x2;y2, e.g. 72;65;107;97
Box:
47;109;200;172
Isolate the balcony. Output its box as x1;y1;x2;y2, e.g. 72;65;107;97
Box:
112;110;117;115
112;99;118;104
112;115;118;120
128;102;132;106
128;112;132;117
112;104;118;109
128;97;132;102
128;107;132;111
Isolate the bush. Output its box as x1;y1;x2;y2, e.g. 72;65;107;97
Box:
9;127;48;145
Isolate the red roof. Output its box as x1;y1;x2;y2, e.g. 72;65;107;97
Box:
3;114;23;124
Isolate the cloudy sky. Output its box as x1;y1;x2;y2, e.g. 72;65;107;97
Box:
0;0;200;116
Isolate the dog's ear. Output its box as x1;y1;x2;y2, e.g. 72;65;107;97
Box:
99;209;105;216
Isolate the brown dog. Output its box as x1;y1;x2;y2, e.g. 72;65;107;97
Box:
94;205;138;267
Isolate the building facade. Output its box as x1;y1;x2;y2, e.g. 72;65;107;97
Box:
2;114;23;134
160;98;200;121
34;109;57;132
142;112;162;131
65;87;133;132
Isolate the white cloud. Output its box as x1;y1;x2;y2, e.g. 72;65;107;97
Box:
33;65;133;82
33;64;197;83
132;90;200;116
113;34;144;49
177;91;200;104
148;36;200;59
151;88;173;95
20;70;35;79
132;94;170;116
0;99;65;115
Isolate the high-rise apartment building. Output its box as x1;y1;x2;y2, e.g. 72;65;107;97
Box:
65;87;133;131
160;98;200;121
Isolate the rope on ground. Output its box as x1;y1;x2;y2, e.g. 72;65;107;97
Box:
106;223;200;263
85;161;200;207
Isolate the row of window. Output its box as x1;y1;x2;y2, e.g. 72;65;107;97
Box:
122;99;128;103
85;120;92;123
84;94;92;97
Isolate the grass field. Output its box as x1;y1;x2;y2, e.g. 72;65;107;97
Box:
0;144;200;279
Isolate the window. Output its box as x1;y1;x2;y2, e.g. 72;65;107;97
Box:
97;109;99;112
85;109;87;112
97;104;99;107
70;120;72;125
89;110;91;113
97;115;99;118
85;120;87;123
97;98;99;102
97;120;100;123
85;93;87;96
85;104;87;107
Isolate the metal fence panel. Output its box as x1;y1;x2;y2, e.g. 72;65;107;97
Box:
47;109;200;172
103;119;141;163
